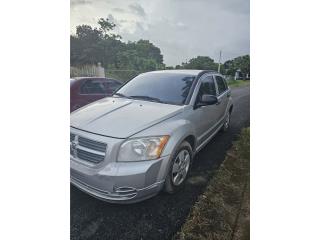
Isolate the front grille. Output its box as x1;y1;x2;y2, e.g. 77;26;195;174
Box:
78;137;107;152
77;148;105;163
70;132;107;164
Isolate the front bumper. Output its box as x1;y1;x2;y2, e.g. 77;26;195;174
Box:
71;155;171;204
71;157;169;203
71;176;164;203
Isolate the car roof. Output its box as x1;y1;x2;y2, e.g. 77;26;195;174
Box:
73;77;106;80
145;69;218;76
72;77;121;82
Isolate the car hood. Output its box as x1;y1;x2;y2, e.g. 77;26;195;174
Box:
70;97;184;138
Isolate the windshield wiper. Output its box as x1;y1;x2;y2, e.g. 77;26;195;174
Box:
113;93;131;99
129;95;163;103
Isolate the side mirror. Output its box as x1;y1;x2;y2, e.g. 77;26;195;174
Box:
196;94;218;108
201;94;218;105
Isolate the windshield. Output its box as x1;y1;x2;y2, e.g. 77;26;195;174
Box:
116;72;196;105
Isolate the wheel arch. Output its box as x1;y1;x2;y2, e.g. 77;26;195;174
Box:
229;104;234;113
184;135;196;152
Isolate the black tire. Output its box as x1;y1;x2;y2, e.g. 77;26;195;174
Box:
164;141;193;194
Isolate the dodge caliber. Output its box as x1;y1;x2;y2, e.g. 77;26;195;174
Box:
70;70;233;203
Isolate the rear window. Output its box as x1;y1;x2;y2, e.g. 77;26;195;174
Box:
80;80;106;94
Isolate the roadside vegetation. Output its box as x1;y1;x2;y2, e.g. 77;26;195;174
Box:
228;80;250;88
174;128;250;240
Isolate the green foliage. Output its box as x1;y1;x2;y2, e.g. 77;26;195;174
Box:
182;56;219;70
227;80;250;88
70;18;164;81
224;55;250;77
172;55;250;77
97;18;116;38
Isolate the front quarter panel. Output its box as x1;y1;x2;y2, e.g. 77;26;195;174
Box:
131;111;195;157
130;110;196;180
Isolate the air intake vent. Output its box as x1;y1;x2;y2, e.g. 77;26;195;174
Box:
78;137;107;152
70;133;107;164
77;149;105;163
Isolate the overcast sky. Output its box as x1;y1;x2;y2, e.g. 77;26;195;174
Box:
71;0;249;66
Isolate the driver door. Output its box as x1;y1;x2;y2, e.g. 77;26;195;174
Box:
192;74;220;147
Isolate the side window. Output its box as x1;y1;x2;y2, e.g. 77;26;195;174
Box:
215;76;227;94
197;76;216;100
80;80;106;94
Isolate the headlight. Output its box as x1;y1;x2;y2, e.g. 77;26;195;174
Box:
118;136;170;162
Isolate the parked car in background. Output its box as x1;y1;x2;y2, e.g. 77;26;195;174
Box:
70;77;122;112
70;70;233;203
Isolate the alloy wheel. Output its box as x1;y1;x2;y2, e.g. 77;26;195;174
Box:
224;112;230;129
171;149;191;186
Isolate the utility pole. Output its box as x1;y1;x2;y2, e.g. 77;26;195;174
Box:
218;50;222;73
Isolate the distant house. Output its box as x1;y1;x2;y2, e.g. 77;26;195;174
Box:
235;69;249;80
235;69;243;80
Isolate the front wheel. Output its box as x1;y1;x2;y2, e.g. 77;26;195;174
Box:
164;141;193;194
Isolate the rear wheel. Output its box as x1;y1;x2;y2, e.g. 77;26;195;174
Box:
164;141;193;194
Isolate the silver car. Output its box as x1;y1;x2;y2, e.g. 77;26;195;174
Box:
70;70;233;203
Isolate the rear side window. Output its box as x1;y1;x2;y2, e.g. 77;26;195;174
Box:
80;80;106;94
215;76;228;94
198;75;216;97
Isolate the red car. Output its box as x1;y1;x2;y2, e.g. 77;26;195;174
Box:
70;77;122;112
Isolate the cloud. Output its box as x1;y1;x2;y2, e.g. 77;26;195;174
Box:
112;7;126;13
71;0;249;65
128;3;146;17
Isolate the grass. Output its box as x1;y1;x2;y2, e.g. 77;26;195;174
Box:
228;80;250;88
174;128;250;240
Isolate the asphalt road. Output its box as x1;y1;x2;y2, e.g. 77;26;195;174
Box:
70;85;250;240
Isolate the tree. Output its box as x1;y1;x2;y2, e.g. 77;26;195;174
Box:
181;56;218;70
70;25;103;65
97;18;116;38
223;55;250;77
70;18;165;80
